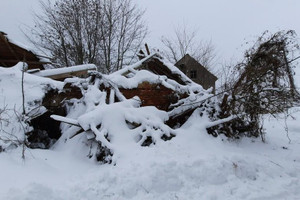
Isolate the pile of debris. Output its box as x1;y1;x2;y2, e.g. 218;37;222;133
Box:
42;53;213;163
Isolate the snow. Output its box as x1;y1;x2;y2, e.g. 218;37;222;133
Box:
1;63;300;199
50;115;79;126
1;110;300;200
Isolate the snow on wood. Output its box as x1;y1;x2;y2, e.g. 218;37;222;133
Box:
32;64;97;80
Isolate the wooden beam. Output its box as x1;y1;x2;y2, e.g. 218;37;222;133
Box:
0;59;50;65
50;115;80;126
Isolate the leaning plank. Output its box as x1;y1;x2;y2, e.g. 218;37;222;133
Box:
51;115;87;139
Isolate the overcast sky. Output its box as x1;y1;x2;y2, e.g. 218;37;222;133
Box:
1;0;300;64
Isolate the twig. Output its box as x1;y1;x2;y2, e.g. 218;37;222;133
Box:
22;62;26;115
284;111;291;144
269;160;284;168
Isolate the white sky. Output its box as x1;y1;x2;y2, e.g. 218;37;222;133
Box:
136;0;300;62
1;0;300;63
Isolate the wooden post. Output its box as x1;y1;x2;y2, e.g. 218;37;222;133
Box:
145;43;150;55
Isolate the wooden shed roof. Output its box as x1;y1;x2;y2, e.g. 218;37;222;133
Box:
0;31;50;70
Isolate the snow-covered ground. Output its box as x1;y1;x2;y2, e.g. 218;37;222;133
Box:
0;64;300;200
1;111;299;200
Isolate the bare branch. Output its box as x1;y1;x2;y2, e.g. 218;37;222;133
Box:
161;24;216;69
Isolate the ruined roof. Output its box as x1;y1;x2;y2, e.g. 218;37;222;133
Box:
106;53;204;92
0;31;50;69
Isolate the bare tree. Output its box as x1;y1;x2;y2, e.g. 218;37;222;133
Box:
26;0;101;67
26;0;147;73
161;24;216;69
99;0;148;73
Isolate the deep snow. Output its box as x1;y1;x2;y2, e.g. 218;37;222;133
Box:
0;64;300;200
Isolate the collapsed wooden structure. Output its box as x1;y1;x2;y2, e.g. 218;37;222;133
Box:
29;53;211;154
30;53;212;162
